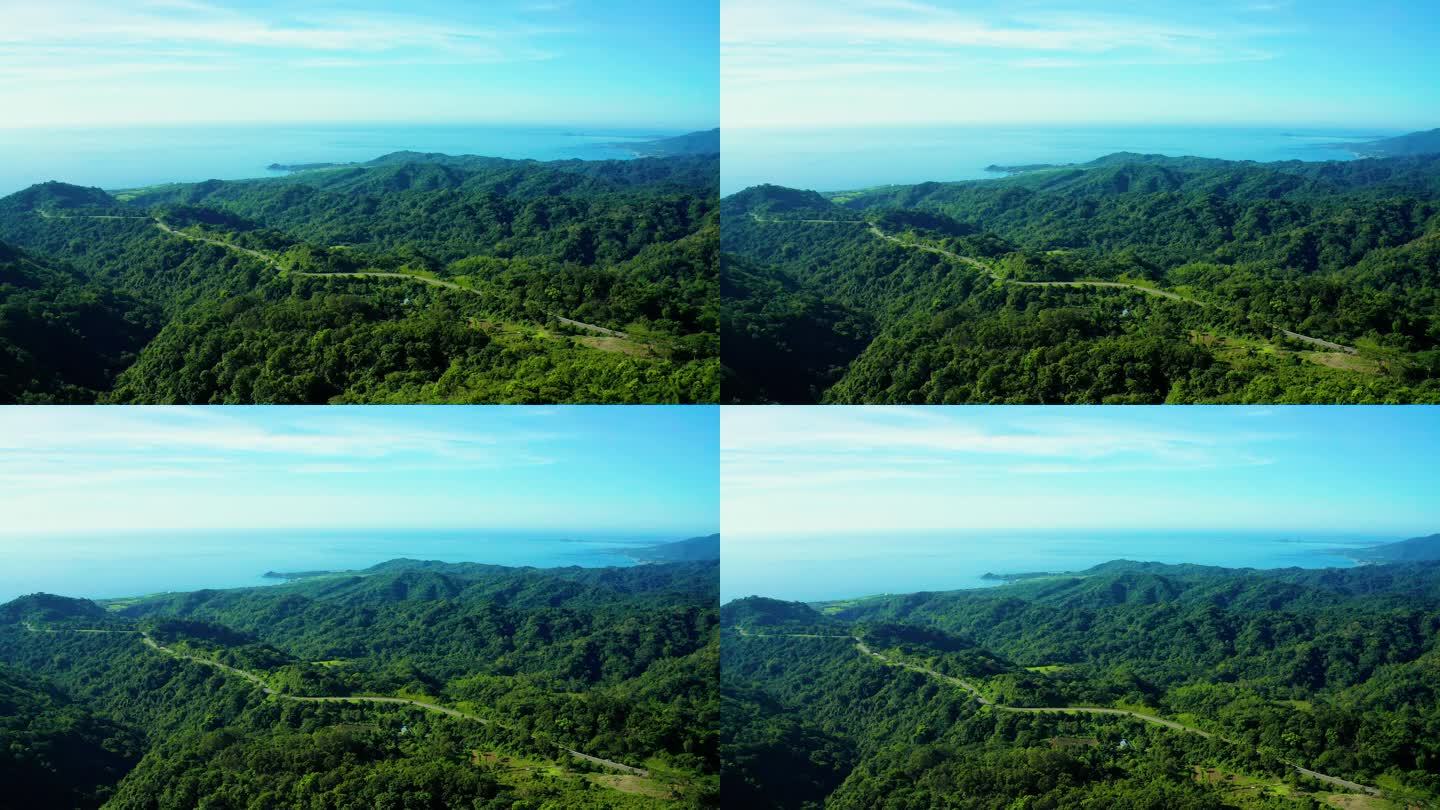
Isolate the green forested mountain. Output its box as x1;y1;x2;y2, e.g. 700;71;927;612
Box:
721;152;1440;404
0;558;719;808
0;151;718;403
1343;128;1440;158
722;560;1440;809
0;240;159;403
630;534;722;563
0;664;143;808
1350;532;1440;562
620;130;721;158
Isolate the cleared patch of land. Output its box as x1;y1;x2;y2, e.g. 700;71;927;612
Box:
588;773;674;798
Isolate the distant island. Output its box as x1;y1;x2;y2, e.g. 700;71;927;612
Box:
983;162;1077;174
979;570;1068;582
265;161;351;172
259;569;338;581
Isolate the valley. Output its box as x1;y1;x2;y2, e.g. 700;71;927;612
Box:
722;556;1440;809
722;147;1440;404
1;551;721;808
0;138;720;404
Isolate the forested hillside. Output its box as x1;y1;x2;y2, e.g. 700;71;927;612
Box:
0;150;718;404
722;560;1440;808
0;558;720;808
721;152;1440;404
0;240;158;403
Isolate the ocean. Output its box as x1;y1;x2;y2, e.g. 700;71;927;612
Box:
720;125;1404;196
0;123;686;196
0;528;681;603
721;529;1392;604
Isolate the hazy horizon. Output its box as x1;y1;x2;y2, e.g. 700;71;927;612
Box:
0;407;719;535
0;527;709;603
723;0;1437;129
3;0;718;130
720;528;1400;604
722;407;1440;535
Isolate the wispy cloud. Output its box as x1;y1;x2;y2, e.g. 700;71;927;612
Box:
723;0;1287;125
0;407;717;537
0;0;560;83
724;0;1277;66
723;407;1279;491
0;408;560;491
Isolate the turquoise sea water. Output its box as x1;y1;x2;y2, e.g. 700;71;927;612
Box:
721;125;1404;196
0;528;684;603
721;530;1393;604
0;123;683;196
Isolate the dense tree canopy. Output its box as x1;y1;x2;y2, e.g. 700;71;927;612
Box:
0;241;158;403
721;153;1440;403
0;152;718;403
0;558;719;808
722;560;1440;808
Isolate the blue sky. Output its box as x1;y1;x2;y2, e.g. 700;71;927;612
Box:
723;0;1439;128
0;0;717;129
722;406;1440;535
0;407;718;535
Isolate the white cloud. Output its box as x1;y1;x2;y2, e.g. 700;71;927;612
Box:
721;407;1281;511
0;408;562;496
722;0;1285;126
0;0;561;84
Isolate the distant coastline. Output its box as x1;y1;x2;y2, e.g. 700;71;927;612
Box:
1;123;697;197
265;161;351;173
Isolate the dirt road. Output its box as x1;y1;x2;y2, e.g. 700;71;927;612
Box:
35;210;632;342
138;632;648;776
750;213;1357;354
739;630;1381;797
22;622;646;777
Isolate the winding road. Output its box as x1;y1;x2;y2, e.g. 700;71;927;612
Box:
737;629;1380;797
750;214;1357;354
153;220;284;271
33;210;633;341
25;623;648;777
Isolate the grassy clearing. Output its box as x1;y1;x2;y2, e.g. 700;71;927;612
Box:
1194;331;1384;376
1322;796;1398;810
587;773;673;799
1193;766;1402;809
578;335;654;357
1300;350;1383;374
1025;664;1067;674
110;183;185;202
816;594;894;614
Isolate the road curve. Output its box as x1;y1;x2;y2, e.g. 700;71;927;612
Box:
153;220;283;271
738;630;1380;797
855;639;992;705
1279;329;1358;355
296;272;629;339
